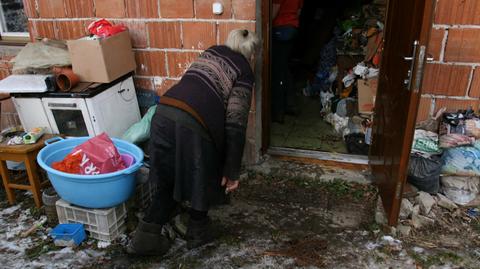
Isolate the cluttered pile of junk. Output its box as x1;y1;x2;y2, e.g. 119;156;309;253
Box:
409;107;480;212
0;19;163;247
302;0;386;155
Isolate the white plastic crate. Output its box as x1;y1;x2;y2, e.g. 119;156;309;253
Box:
134;166;158;209
56;199;127;242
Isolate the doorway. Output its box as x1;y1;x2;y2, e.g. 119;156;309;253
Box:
261;0;435;226
266;0;385;160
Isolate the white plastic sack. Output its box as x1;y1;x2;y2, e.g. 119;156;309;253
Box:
342;73;356;88
353;62;379;79
325;113;349;135
441;176;480;205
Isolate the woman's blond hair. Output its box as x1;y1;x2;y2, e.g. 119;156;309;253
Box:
225;29;259;60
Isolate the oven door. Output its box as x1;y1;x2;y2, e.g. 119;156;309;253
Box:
42;98;95;137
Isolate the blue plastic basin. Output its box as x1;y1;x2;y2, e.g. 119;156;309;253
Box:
37;137;144;208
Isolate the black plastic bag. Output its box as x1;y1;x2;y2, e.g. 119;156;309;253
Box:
345;133;369;155
407;154;443;194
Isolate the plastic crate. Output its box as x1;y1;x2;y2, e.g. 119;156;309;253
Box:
56;199;126;242
50;223;86;247
134;166;158;209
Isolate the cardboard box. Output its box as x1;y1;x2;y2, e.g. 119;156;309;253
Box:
67;31;136;83
357;78;378;114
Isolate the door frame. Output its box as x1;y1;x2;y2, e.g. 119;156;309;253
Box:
260;0;271;154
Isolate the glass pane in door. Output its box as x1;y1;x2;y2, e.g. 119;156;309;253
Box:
51;109;89;136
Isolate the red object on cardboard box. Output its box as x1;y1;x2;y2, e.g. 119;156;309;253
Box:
88;19;126;38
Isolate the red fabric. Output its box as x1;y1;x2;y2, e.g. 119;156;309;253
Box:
273;0;303;28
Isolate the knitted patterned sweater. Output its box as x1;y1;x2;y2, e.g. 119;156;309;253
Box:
164;45;254;180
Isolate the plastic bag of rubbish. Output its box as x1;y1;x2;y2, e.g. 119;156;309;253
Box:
325;113;348;135
441;175;480;205
353;62;379;79
439;133;474;148
345;133;369;155
122;105;157;144
411;129;442;157
336;97;358;118
465;118;480;138
442;144;480;176
342;73;356;88
320;90;334;113
407;154;443;194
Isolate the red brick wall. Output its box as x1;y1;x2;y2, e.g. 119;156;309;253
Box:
25;0;256;94
417;0;480;121
0;46;20;80
24;0;259;163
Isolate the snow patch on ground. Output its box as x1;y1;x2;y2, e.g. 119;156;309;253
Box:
0;202;104;269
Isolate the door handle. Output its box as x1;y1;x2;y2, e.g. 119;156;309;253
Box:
405;56;434;62
403;40;419;89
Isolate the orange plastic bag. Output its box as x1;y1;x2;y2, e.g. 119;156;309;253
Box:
52;153;82;174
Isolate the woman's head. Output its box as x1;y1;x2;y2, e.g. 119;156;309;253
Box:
225;29;260;61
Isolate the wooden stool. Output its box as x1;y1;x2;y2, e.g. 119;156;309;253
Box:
0;134;54;208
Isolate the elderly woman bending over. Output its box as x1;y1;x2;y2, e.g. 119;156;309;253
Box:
128;29;260;256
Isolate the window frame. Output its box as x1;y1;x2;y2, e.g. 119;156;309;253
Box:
0;0;30;43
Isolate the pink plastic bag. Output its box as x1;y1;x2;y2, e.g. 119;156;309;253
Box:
88;19;126;38
70;133;126;175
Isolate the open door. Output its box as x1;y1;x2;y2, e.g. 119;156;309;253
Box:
370;0;435;226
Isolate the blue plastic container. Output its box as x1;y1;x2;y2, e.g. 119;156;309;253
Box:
50;223;86;246
37;137;144;208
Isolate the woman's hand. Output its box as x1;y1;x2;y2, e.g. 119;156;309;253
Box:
221;176;239;194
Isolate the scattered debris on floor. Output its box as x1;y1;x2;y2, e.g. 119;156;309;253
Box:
1;166;479;268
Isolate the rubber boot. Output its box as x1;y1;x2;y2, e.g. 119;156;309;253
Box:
185;217;214;249
127;219;171;256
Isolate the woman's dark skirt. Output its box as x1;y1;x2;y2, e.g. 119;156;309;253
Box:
148;105;227;212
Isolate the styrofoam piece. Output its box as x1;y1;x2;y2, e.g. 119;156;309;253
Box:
55;199;126;242
0;74;49;93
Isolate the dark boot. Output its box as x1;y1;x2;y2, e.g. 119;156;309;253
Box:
186;217;214;249
127;219;171;256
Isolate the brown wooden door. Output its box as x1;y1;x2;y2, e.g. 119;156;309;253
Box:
370;0;435;226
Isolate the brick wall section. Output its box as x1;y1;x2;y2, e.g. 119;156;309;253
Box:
0;46;22;80
25;0;256;93
24;0;259;163
418;0;480;122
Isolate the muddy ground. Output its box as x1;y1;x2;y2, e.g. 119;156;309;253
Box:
1;160;480;268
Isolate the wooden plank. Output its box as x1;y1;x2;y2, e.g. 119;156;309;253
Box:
268;147;369;166
7;183;32;191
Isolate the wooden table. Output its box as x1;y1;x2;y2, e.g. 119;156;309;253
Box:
0;134;55;208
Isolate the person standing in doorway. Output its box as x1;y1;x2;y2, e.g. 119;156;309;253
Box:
271;0;304;123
